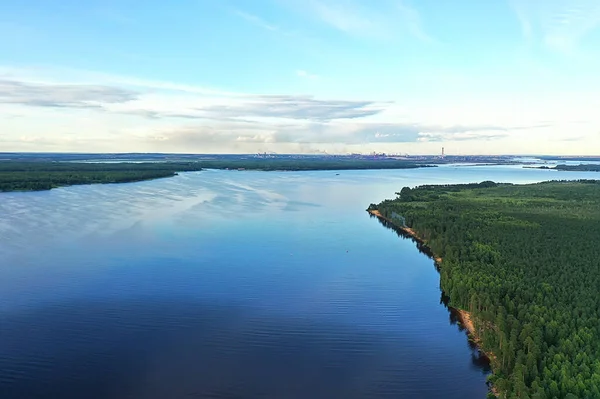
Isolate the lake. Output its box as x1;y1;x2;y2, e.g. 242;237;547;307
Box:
1;165;597;399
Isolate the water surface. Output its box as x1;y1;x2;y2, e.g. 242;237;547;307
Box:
1;166;597;398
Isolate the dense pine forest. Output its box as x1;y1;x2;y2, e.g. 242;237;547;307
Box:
553;164;600;172
369;180;600;399
0;162;204;192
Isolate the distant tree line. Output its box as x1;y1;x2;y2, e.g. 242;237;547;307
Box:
554;164;600;172
371;180;600;399
0;159;434;192
0;162;204;192
532;164;600;172
192;158;433;171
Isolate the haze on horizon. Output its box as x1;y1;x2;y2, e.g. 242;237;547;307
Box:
1;0;599;155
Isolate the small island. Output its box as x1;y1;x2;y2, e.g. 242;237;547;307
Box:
368;180;600;399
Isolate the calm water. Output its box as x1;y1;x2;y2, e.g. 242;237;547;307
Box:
1;165;597;399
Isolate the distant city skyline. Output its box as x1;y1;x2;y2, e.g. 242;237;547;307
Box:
1;0;599;154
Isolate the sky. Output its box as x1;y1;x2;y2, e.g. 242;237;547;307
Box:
1;0;599;155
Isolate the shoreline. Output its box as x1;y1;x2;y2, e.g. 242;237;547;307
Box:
0;173;180;193
367;208;497;396
367;210;443;265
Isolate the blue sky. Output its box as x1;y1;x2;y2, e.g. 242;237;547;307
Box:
1;0;599;154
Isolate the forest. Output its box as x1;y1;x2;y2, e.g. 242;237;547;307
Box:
0;159;432;192
369;180;600;399
0;162;204;192
177;158;432;171
532;164;600;172
553;164;600;172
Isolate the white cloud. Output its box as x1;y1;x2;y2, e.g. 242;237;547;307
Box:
1;65;599;155
0;78;137;108
0;72;388;121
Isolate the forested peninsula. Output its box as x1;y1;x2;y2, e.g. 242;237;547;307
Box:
0;159;433;192
0;162;204;192
368;180;600;399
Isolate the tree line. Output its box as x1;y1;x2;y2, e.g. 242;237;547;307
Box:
533;164;600;172
0;159;433;192
184;158;433;171
0;162;204;192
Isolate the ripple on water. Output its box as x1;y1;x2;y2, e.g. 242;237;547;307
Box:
4;167;580;398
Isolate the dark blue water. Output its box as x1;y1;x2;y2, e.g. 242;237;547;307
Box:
1;166;597;398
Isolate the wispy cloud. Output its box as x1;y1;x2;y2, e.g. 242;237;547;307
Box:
396;1;433;43
0;75;386;121
0;65;250;97
231;8;279;32
199;95;383;120
510;0;533;44
0;78;137;109
306;0;375;35
287;0;433;42
510;0;600;51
